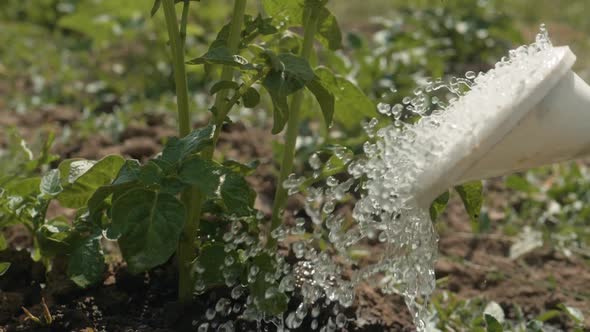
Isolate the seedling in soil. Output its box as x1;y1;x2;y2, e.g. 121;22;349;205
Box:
21;298;53;327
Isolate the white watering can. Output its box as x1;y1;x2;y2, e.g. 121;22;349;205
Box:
416;45;590;207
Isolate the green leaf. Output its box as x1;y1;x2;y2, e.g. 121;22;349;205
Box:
88;171;140;225
194;243;241;288
262;70;290;134
455;181;484;230
113;160;142;185
178;157;223;197
210;80;240;95
242;87;261;108
59;159;96;185
187;47;254;70
110;189;185;274
316;7;343;50
264;0;340;50
429;190;450;221
263;0;302;26
3;177;41;197
220;172;256;217
40;169;63;197
57;156;125;208
0;262;10;276
150;0;161;16
255;15;278;35
160;125;215;164
36;218;73;256
314;67;376;131
277;53;315;85
249;253;288;315
222;160;259;176
305;75;335;128
535;310;561;322
138;161;164;187
67;235;104;288
262;53;315;134
485;314;503;332
558;304;584;324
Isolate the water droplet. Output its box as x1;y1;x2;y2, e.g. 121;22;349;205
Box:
205;308;216;320
465;71;476;79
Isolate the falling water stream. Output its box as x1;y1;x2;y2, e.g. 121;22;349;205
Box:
279;26;563;331
194;27;565;331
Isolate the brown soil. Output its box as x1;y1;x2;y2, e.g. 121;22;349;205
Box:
2;107;590;331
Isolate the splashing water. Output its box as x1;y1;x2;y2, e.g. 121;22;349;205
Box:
189;26;567;331
287;25;564;330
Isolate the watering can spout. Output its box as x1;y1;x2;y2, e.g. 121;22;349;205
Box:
416;46;590;208
457;69;590;184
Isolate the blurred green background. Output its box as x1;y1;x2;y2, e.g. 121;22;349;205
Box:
330;0;590;78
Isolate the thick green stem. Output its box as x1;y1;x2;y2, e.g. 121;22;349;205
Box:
162;0;195;304
169;0;247;303
180;0;190;49
269;7;320;245
163;0;190;137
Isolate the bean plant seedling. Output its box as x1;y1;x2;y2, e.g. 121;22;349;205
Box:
0;0;487;327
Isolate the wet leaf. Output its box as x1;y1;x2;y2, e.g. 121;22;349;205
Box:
194;243;241;287
187;47;254;70
249;253;288;315
110;189;185;274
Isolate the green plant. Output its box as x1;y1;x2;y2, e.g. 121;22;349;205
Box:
0;0;377;317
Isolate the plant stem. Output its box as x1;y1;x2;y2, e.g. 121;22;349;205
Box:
171;0;247;303
269;6;320;245
208;0;248;149
162;0;195;304
163;0;191;137
180;0;190;49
